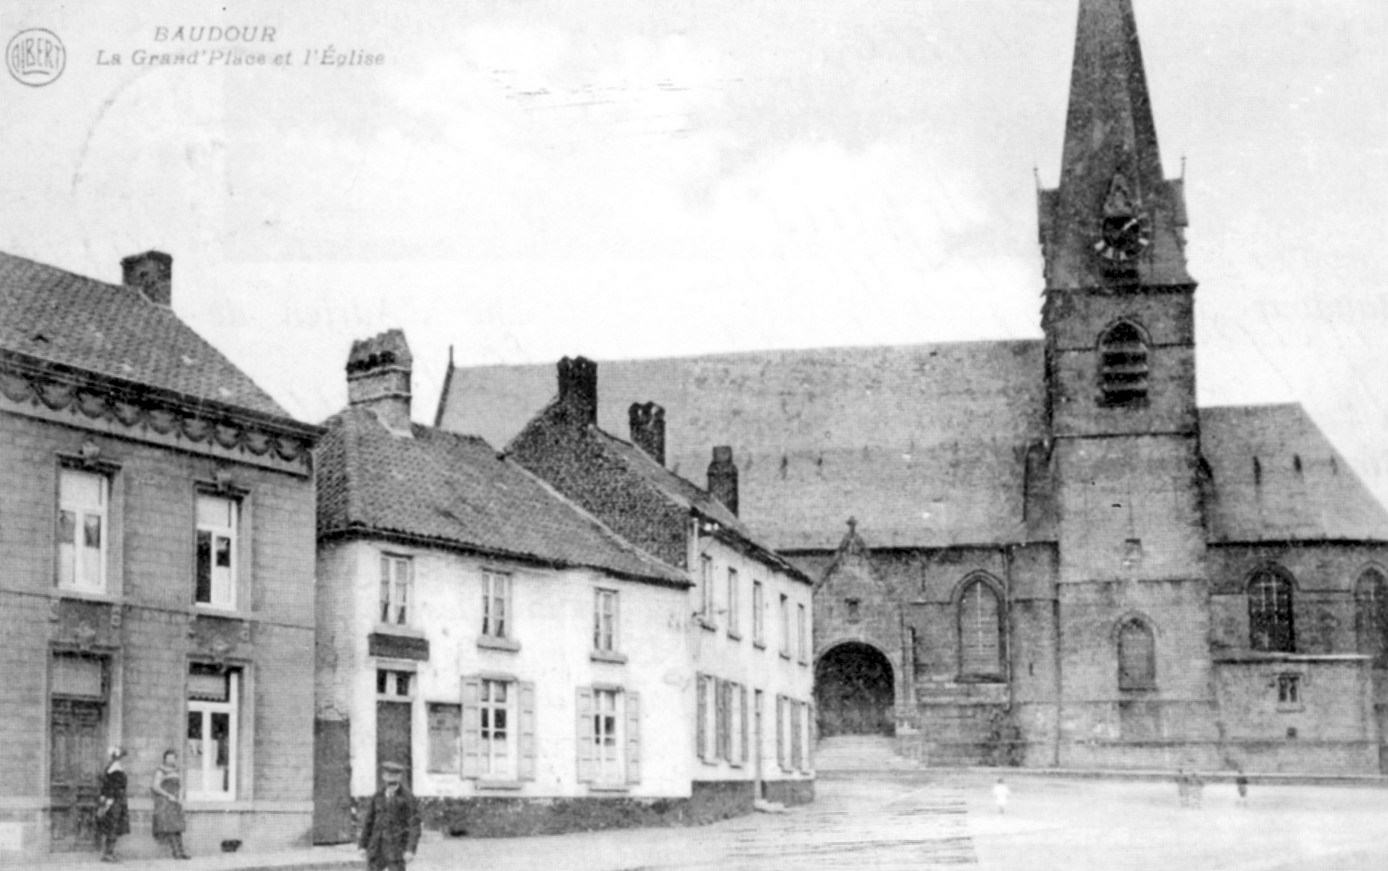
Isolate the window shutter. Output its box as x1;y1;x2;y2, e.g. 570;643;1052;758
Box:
808;702;816;771
739;684;749;767
625;690;642;785
715;679;728;761
791;701;802;772
776;695;786;771
519;681;537;781
460;676;482;779
695;674;707;761
576;687;595;783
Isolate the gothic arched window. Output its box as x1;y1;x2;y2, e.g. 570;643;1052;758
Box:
1355;569;1388;668
1249;569;1295;653
1117;618;1156;690
959;579;1004;680
1099;322;1149;408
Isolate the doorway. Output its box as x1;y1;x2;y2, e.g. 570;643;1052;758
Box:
49;653;107;853
814;642;895;736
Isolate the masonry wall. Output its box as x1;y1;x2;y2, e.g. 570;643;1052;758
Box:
0;411;317;859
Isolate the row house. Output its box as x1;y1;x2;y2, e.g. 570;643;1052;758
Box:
0;250;321;860
313;332;694;840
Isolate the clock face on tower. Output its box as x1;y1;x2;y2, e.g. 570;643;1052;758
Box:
1095;212;1151;262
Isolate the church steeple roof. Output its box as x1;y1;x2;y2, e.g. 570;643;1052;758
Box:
1038;0;1193;290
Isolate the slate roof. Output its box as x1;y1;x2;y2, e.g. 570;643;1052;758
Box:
317;407;687;585
0;250;288;418
439;342;1388;549
1202;404;1388;544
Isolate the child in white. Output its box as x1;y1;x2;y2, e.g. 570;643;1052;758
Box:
992;778;1011;814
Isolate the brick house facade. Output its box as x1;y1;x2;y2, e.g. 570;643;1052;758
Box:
436;0;1388;775
0;251;321;860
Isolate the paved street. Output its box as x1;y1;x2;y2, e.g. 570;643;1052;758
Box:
25;772;1388;871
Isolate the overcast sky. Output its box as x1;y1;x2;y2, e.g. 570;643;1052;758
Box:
3;0;1387;501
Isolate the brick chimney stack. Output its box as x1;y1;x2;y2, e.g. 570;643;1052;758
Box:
707;445;739;516
120;251;173;306
347;329;413;436
557;356;598;426
628;402;666;466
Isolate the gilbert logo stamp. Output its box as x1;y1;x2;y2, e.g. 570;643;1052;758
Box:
6;28;66;86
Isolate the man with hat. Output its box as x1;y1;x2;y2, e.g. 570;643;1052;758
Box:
357;760;420;870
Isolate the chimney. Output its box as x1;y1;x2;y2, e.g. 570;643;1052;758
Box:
557;356;597;426
120;251;173;306
347;329;413;436
707;445;739;516
628;402;666;465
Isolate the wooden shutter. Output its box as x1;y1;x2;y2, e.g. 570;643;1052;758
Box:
807;702;816;771
791;701;802;772
519;681;537;781
776;694;786;771
576;687;595;783
715;679;728;761
695;674;707;761
460;676;481;779
739;684;749;767
625;691;642;785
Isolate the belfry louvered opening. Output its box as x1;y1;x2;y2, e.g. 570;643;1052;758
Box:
1099;322;1149;408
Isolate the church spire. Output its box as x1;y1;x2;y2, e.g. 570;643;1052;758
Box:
1038;0;1192;290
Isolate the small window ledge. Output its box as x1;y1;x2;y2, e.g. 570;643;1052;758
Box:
373;622;426;639
590;650;628;665
55;588;118;604
753;641;767;651
698;617;717;632
476;780;524;791
779;651;791;661
477;635;521;652
587;784;630;793
727;631;742;642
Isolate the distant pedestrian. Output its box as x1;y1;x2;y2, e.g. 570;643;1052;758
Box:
96;747;129;863
151;749;190;859
1235;768;1249;807
992;777;1011;814
1189;770;1204;808
358;760;421;871
1176;768;1189;807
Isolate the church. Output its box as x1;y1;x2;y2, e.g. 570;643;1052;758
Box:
437;0;1388;774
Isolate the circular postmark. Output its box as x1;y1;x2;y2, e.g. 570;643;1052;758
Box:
7;28;66;87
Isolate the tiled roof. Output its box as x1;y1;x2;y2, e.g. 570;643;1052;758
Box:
440;342;1388;549
1201;404;1388;543
0;250;287;418
317;407;687;585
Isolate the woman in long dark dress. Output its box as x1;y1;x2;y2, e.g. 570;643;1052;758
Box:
151;749;190;859
96;747;129;863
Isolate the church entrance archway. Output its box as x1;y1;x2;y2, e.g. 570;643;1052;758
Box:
815;642;895;736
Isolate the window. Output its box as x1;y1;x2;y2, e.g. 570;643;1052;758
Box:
1356;569;1388;668
377;669;413;698
482;571;511;639
594;588;619;653
797;603;808;663
379;555;411;625
1098;321;1149;408
1249;569;1295;653
726;569;740;637
195;493;237;608
776;695;794;771
696;674;716;762
959;578;1004;679
728;682;747;767
752;580;765;644
187;664;239;800
1277;673;1301;707
427;703;461;773
461;678;535;781
1117;618;1156;690
578;687;640;787
57;468;108;592
700;556;714;623
779;594;790;657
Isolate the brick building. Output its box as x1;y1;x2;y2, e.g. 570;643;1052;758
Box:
0;251;322;860
314;331;805;842
437;0;1388;775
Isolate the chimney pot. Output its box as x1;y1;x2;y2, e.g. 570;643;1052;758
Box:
557;356;598;426
120;250;173;306
346;329;413;435
628;401;666;466
707;445;739;516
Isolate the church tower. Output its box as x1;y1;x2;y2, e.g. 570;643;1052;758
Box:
1037;0;1217;767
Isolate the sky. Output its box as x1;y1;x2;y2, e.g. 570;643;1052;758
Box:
3;1;1387;501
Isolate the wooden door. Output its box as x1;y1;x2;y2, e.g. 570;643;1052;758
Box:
375;701;412;790
50;699;104;852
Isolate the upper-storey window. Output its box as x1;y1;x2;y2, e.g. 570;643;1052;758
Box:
195;493;238;609
482;570;512;640
1249;568;1295;653
379;555;411;625
58;468;108;592
1098;321;1149;408
1356;569;1388;668
959;578;1004;680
